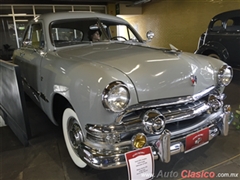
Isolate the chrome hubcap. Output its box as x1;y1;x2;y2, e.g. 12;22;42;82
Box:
68;118;83;150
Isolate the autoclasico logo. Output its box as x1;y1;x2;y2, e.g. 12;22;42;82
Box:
181;170;215;178
142;170;239;179
154;170;215;178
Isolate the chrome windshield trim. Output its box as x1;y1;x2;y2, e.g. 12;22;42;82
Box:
115;86;215;124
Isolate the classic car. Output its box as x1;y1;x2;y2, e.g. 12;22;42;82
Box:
13;11;233;170
195;9;240;68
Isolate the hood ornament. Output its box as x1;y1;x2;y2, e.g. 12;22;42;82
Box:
190;75;197;86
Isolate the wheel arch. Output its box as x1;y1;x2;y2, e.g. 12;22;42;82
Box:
52;93;72;125
195;41;229;62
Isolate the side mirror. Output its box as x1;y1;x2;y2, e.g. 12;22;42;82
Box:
146;30;154;41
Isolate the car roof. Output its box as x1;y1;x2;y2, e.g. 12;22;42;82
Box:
33;11;128;25
212;9;240;21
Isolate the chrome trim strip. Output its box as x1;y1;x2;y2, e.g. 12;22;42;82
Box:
192;86;215;101
115;86;215;124
165;103;210;124
22;77;49;102
170;110;222;138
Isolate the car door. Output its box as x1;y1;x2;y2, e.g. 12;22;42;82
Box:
221;18;240;66
205;19;225;44
14;22;45;106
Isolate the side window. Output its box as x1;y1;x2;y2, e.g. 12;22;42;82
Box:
211;20;223;31
116;25;129;40
51;28;83;46
227;19;234;26
226;17;240;32
128;28;138;42
109;25;138;41
22;23;44;49
31;23;43;49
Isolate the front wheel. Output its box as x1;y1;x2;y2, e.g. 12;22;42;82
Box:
62;108;87;168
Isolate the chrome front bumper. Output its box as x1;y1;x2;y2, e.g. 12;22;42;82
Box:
79;108;233;170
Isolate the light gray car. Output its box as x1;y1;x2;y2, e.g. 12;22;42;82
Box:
13;11;233;170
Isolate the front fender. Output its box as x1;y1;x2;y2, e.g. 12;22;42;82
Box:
195;41;229;62
66;62;138;134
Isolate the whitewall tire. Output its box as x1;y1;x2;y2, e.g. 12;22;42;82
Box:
208;53;220;59
62;108;87;168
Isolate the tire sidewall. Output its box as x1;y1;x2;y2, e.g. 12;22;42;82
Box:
208;53;220;59
62;108;87;168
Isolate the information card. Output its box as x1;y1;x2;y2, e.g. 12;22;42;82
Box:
125;146;154;180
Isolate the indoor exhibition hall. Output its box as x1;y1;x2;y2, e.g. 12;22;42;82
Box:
0;0;240;180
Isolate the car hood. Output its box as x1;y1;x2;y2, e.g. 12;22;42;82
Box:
57;43;220;102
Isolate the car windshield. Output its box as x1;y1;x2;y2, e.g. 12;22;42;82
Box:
50;18;143;47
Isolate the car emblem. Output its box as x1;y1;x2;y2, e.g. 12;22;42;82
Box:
142;109;165;135
195;137;202;145
190;75;197;86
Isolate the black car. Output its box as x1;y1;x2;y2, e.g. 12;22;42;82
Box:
195;9;240;68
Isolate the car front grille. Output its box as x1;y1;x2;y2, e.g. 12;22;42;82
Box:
121;99;209;125
86;86;221;143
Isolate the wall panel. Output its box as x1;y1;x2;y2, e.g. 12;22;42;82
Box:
125;0;240;53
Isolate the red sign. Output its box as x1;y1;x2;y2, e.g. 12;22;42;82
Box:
185;127;209;153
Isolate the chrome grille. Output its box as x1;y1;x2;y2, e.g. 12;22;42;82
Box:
161;100;209;123
121;99;210;125
116;86;216;125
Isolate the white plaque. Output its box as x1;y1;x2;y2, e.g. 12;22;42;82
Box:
125;146;154;180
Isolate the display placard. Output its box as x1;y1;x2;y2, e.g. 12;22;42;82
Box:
125;146;154;180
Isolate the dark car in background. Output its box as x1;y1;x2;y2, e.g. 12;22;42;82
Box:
195;9;240;68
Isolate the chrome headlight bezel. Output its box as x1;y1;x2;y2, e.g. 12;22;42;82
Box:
218;65;233;86
102;81;130;113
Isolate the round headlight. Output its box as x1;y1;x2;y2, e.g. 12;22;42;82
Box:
102;81;130;112
218;65;233;86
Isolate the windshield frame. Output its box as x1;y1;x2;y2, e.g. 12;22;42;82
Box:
49;17;144;47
